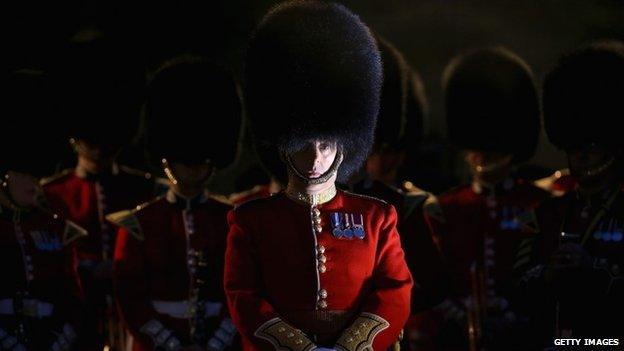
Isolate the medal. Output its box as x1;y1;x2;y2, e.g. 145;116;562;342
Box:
351;213;365;239
341;213;353;239
331;212;344;238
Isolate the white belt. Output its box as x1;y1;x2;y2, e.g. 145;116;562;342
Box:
0;298;54;318
152;300;222;319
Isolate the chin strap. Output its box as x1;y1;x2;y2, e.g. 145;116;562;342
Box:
161;158;214;188
575;156;616;180
285;149;344;186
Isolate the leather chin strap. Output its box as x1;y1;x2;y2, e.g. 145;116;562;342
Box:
286;149;344;186
161;158;214;189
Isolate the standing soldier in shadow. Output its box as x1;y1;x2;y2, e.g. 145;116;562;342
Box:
110;58;242;351
517;40;624;347
42;38;157;350
422;47;548;351
1;70;85;350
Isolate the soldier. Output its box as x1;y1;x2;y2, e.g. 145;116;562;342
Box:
0;70;85;350
42;38;157;350
225;2;412;350
345;37;447;351
517;41;624;345
348;36;429;215
110;58;242;351
422;47;548;350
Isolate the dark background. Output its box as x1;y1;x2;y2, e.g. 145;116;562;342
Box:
8;0;624;193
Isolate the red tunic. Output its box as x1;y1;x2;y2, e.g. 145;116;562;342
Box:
225;190;412;351
111;191;237;351
0;205;84;350
42;166;158;263
423;178;550;350
42;165;160;349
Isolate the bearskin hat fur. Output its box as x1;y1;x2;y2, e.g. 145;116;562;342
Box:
443;47;540;162
543;40;624;150
244;0;382;182
144;57;242;167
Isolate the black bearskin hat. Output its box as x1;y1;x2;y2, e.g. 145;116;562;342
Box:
53;37;145;149
443;47;540;162
145;57;242;167
245;0;382;183
2;70;65;177
543;40;624;151
375;37;427;153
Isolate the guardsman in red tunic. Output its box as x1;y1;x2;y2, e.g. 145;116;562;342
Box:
516;41;624;347
1;70;85;350
41;37;157;350
225;2;413;350
111;58;242;351
420;48;549;350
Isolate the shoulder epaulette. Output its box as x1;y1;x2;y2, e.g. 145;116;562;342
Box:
63;220;88;246
423;193;445;223
209;194;234;207
106;209;144;241
105;198;160;241
534;169;570;196
40;169;73;186
403;187;430;221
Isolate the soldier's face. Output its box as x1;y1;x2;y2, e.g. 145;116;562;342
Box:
4;170;41;208
290;140;338;179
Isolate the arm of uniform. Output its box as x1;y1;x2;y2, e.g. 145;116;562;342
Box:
206;210;239;351
399;194;450;313
110;211;184;351
335;205;413;351
49;220;86;351
512;209;551;309
224;209;316;351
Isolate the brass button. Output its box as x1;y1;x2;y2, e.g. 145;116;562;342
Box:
318;264;327;273
295;339;303;345
318;254;327;263
317;245;325;254
317;300;328;309
319;289;328;299
278;327;286;333
313;208;321;216
315;225;323;233
287;332;295;338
